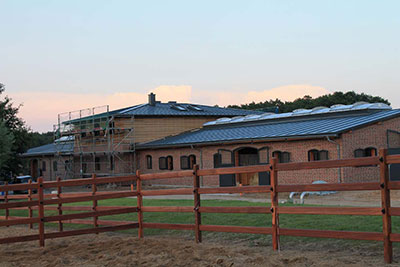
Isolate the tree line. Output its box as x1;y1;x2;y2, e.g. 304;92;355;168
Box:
227;91;390;113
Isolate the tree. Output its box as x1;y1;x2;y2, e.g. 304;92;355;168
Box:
0;83;31;180
228;91;390;113
0;121;14;173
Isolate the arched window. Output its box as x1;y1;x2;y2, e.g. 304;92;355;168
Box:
42;161;46;171
167;156;173;170
189;155;196;169
272;151;290;163
308;149;319;161
180;156;189;169
354;148;365;158
95;157;101;171
146;155;152;169
281;152;291;163
365;147;377;157
159;157;167;170
53;161;58;172
319;150;329;160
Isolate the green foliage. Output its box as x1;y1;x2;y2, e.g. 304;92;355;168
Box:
228;91;390;113
0;121;14;171
28;131;54;148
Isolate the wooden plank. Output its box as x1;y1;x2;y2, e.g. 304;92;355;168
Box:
277;206;382;216
43;175;137;189
140;170;193;180
193;165;202;243
141;188;193;196
0;234;40;244
43;207;138;222
388;181;400;190
43;191;138;205
199;225;273;235
142;223;195;230
380;149;392;263
279;228;383;241
38;177;45;247
0;217;40;227
199;206;270;214
141;206;193;213
56;177;63;232
275;156;380;171
389;233;400;242
28;179;33;229
277;182;380;193
137;170;143;239
0;182;37;192
0;200;39;209
389;207;400;216
61;219;134;226
270;158;279;251
92;174;98;231
44;223;139;239
387;154;400;164
198;186;269;195
197;165;270;176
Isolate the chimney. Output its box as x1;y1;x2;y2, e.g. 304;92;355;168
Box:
148;92;156;106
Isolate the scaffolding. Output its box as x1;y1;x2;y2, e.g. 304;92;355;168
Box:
53;105;135;179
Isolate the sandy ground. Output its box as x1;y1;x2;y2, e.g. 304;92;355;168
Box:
0;226;396;267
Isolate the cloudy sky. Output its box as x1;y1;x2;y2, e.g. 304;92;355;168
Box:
1;0;399;132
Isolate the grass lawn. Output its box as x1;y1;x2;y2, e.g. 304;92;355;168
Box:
3;197;400;247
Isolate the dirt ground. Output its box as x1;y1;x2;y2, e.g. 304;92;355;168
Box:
0;226;396;267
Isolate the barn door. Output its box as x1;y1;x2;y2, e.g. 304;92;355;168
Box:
214;150;235;187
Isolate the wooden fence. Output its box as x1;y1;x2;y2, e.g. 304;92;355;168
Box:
1;148;400;264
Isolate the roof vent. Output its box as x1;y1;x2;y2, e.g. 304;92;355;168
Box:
148;93;156;106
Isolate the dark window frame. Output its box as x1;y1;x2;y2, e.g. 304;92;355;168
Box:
42;161;46;172
146;155;152;169
308;149;329;161
167;155;173;170
95;157;101;171
159;157;167;170
53;161;57;172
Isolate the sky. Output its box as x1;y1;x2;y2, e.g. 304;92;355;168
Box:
0;0;399;132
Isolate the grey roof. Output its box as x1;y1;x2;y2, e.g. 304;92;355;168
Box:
67;102;263;123
22;142;74;157
137;109;400;149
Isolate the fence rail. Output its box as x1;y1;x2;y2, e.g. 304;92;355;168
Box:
1;149;400;263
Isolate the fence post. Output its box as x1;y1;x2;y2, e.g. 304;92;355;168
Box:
193;164;202;243
28;179;33;229
57;177;63;232
92;174;98;231
270;158;279;251
136;170;143;238
4;182;9;227
38;177;45;247
379;149;392;263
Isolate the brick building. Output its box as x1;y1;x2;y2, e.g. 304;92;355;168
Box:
136;102;400;186
22;93;262;181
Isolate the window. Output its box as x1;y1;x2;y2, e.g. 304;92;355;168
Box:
272;151;291;163
354;147;377;158
365;147;377;157
42;161;46;171
167;156;173;170
82;163;87;173
95;157;101;171
308;150;329;161
354;149;365;158
146;155;152;169
181;155;197;170
159;157;167;170
53;161;58;172
65;160;71;171
258;147;269;164
110;156;114;171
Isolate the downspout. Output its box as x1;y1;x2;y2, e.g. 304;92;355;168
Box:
191;144;203;186
326;136;341;183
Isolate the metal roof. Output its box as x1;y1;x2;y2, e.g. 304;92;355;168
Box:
22;142;74;157
137;109;400;149
66;102;263;124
